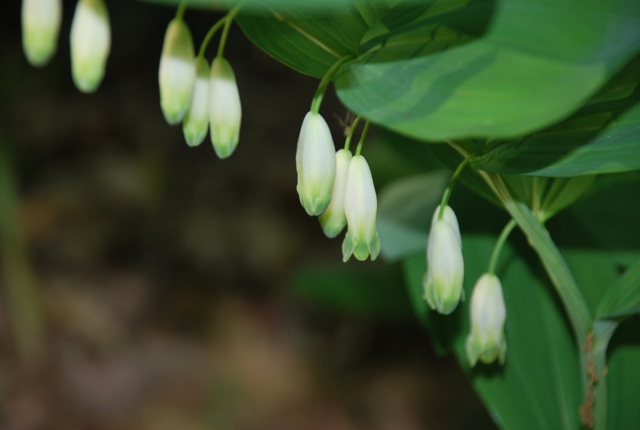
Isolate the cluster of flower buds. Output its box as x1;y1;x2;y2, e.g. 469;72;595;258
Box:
158;17;241;158
22;0;111;93
423;201;507;366
295;112;380;262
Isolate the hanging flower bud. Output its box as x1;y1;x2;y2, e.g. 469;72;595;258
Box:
342;155;380;262
423;205;464;315
209;57;242;159
158;18;196;125
319;149;352;238
182;57;209;147
466;273;507;366
295;112;336;216
22;0;62;67
70;0;110;93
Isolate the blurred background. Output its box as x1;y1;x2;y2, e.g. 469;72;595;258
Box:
0;1;495;429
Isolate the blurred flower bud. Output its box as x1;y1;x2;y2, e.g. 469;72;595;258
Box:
295;112;336;216
342;155;380;262
423;205;464;314
158;18;196;125
209;57;241;159
319;149;352;238
466;273;507;366
183;57;210;147
22;0;62;67
70;0;110;93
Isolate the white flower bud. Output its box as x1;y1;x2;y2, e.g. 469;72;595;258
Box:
158;18;196;125
423;205;464;314
342;155;380;262
319;149;352;238
183;57;210;147
466;273;507;366
70;0;110;93
209;57;242;159
22;0;62;67
295;112;336;216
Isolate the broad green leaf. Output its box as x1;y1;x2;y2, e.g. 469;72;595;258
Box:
472;56;640;176
607;320;640;430
144;0;409;12
403;235;582;429
597;257;640;319
335;0;640;140
377;172;448;261
291;262;413;320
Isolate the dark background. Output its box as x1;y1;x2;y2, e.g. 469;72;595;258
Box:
0;1;494;429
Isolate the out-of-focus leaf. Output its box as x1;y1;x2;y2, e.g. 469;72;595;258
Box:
377;172;448;261
472;56;640;176
291;263;413;320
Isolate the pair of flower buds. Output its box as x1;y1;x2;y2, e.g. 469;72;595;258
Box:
22;0;111;93
158;19;241;159
296;112;380;262
424;205;507;366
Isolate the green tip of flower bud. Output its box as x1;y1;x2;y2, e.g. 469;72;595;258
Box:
22;0;62;67
159;18;196;125
465;273;507;366
182;57;210;147
210;57;241;159
70;0;111;93
342;229;380;262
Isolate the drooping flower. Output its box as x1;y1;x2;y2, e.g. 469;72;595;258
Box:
183;56;210;147
22;0;62;67
342;154;380;262
209;57;241;159
423;205;464;314
158;18;196;125
70;0;110;93
295;112;336;216
466;273;507;366
319;149;352;238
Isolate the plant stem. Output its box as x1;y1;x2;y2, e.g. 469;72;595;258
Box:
592;320;617;430
198;17;227;59
355;121;370;156
217;4;243;59
438;157;470;220
310;56;353;114
175;1;187;20
488;219;517;275
343;116;361;152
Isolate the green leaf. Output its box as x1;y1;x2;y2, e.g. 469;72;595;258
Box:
377;172;448;261
597;257;640;319
472;56;640;176
403;234;582;429
335;0;640;140
291;262;413;320
144;0;406;12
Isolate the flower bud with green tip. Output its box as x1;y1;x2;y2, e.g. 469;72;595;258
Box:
423;205;464;314
182;57;209;147
70;0;110;93
342;155;380;262
158;18;196;125
209;57;241;159
22;0;62;67
295;112;336;216
466;273;507;366
319;149;352;238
